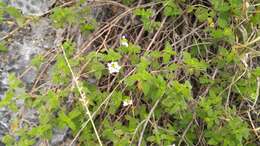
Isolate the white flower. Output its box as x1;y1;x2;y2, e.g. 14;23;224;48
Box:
245;2;250;9
121;35;129;47
121;41;129;47
107;62;121;74
123;99;133;107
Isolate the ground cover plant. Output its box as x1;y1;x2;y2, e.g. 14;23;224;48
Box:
0;0;259;145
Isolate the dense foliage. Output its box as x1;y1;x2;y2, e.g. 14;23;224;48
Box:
0;0;259;146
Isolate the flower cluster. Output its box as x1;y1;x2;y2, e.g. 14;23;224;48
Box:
107;62;121;74
120;35;129;47
123;99;133;107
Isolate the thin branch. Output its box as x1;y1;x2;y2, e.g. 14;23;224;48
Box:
137;97;162;146
253;77;260;107
61;45;103;146
69;68;136;146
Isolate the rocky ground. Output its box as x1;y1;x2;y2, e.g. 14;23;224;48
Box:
0;0;108;145
0;0;68;145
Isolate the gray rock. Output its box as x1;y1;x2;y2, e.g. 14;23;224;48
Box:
22;108;38;122
0;11;56;146
0;107;10;142
50;128;68;146
10;0;55;16
7;18;55;84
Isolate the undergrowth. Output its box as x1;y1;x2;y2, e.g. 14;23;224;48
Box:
0;0;259;146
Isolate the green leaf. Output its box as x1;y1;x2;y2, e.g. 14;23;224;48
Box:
134;8;160;31
229;0;243;16
134;8;153;18
119;44;141;55
251;13;260;25
51;55;71;84
31;54;44;69
163;41;176;63
63;41;76;57
58;111;77;131
210;27;235;43
109;91;123;114
80;23;95;32
140;80;150;96
183;52;208;72
217;13;229;28
163;0;181;17
8;73;22;89
28;124;52;138
0;42;8;52
211;0;230;12
195;7;210;22
147;136;156;142
2;135;15;146
68;107;82;119
51;7;79;28
47;91;60;110
162;80;192;113
137;57;150;71
5;6;25;26
90;60;105;79
0;90;14;108
104;49;122;62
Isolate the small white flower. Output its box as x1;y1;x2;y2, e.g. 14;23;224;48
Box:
123;99;133;107
245;2;250;9
107;62;121;74
121;41;129;47
121;35;129;47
